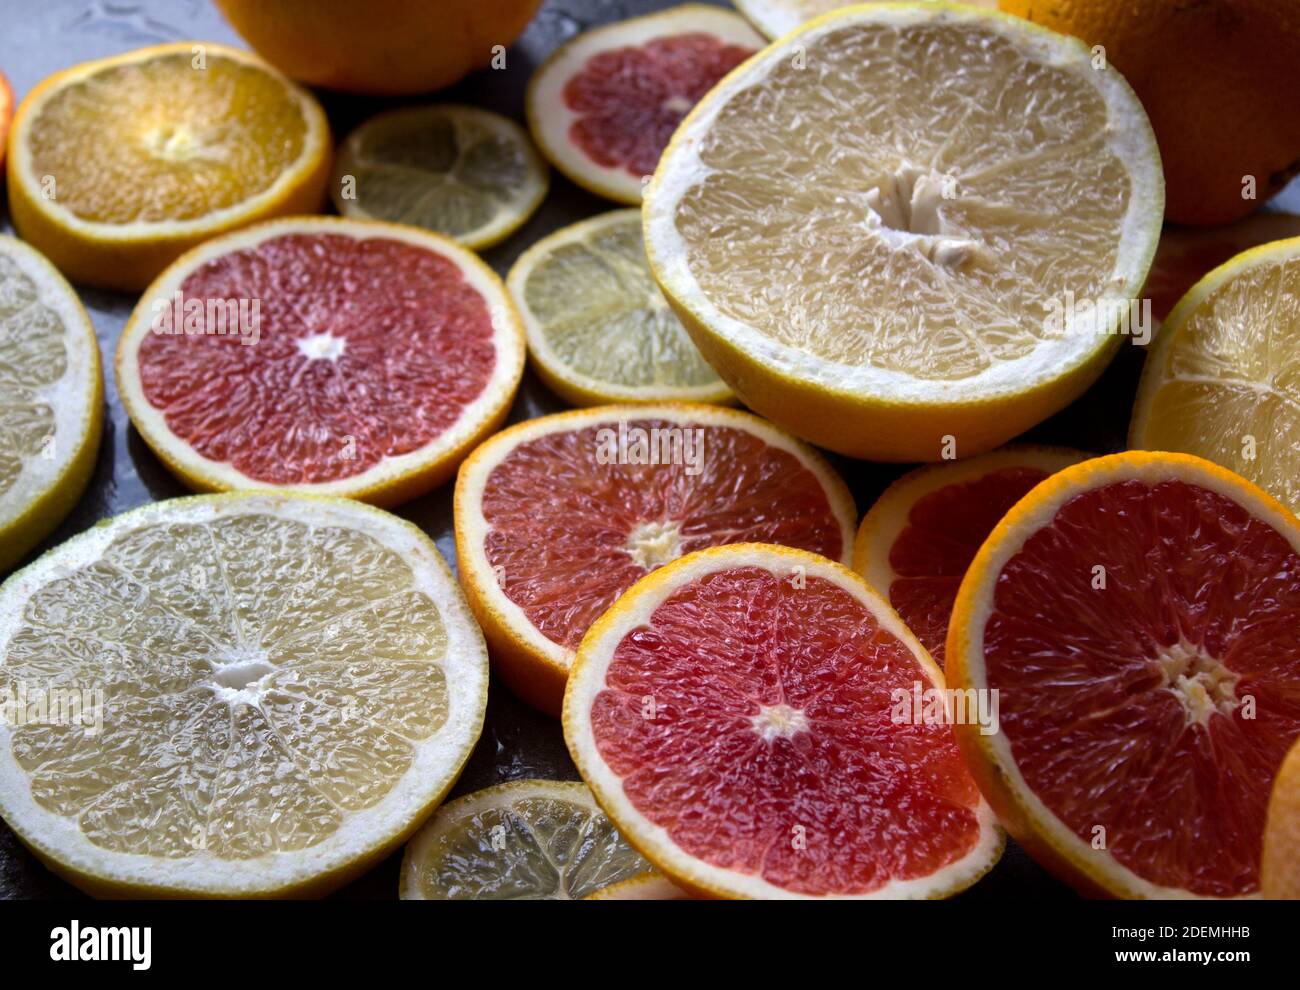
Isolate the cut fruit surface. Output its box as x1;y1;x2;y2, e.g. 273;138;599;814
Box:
0;492;488;897
0;236;102;574
1263;737;1300;898
564;544;1003;899
399;779;651;899
949;451;1300;898
645;4;1163;460
584;872;690;899
854;446;1086;669
1131;236;1300;514
6;43;330;291
736;0;998;39
507;210;730;405
526;4;762;204
332;105;548;251
116;217;524;506
455;404;856;714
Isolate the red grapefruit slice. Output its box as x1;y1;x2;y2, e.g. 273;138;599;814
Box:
950;451;1300;898
454;404;856;715
563;544;1004;899
854;446;1087;669
116;217;525;506
525;4;762;204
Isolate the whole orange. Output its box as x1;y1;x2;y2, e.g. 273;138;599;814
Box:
214;0;543;96
999;0;1300;225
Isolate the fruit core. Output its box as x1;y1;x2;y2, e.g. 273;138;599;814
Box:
866;163;978;268
1156;641;1240;728
625;519;683;569
751;703;810;742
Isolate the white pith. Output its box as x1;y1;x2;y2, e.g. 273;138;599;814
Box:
735;0;1000;40
117;216;525;498
0;492;488;896
565;544;1004;899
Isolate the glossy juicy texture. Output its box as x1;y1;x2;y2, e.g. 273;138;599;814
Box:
890;466;1049;667
481;419;844;650
983;479;1300;896
564;33;754;179
589;565;985;895
136;233;496;484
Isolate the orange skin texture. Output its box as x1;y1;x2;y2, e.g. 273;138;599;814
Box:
215;0;543;96
1000;0;1300;225
1263;737;1300;898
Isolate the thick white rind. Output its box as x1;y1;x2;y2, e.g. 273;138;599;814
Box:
0;492;488;897
566;544;1004;899
644;3;1164;406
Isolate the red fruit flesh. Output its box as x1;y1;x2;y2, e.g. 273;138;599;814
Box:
983;478;1300;897
890;467;1049;668
589;565;984;896
136;233;497;484
481;419;844;650
563;33;754;179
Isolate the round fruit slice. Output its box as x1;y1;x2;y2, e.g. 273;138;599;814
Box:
6;43;330;292
645;4;1163;461
399;779;651;899
1131;237;1300;514
117;217;525;506
0;70;12;169
331;105;548;251
0;236;102;574
455;404;856;715
854;446;1086;669
526;4;762;204
564;544;1004;899
735;0;998;40
585;872;690;899
507;210;730;405
0;492;488;897
949;451;1300;898
1263;737;1300;898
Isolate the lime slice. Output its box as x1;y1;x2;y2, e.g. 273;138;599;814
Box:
399;779;652;899
0;235;101;573
507;210;730;405
0;492;488;896
332;104;548;250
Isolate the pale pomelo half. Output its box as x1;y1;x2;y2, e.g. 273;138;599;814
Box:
584;872;691;899
735;0;999;40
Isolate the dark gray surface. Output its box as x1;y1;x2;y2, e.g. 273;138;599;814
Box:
2;0;1271;900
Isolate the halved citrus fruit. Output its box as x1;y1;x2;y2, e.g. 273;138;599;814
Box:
0;492;488;897
585;872;690;899
0;236;102;574
1131;237;1300;514
6;43;331;292
1263;737;1300;898
854;446;1086;669
645;4;1163;461
331;105;548;251
526;4;762;204
563;544;1004;899
736;0;998;39
399;779;651;899
949;451;1300;898
507;210;730;405
455;404;856;715
0;70;12;169
116;217;525;506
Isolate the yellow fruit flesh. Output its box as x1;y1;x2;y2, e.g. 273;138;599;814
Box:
673;20;1131;383
6;513;450;858
27;53;308;224
0;254;63;498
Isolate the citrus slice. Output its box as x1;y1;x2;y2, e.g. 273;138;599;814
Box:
0;236;102;574
0;70;12;169
399;779;651;899
455;404;856;714
6;43;331;292
1130;237;1300;514
116;216;525;506
563;544;1004;899
644;4;1163;461
735;0;998;39
0;491;488;897
526;4;762;204
1263;737;1300;898
949;451;1300;898
853;446;1086;669
507;210;730;405
331;105;548;251
585;872;690;899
